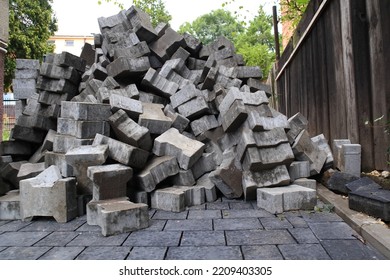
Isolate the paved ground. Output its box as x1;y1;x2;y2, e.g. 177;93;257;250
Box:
0;197;386;260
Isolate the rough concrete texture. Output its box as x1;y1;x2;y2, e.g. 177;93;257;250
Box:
61;101;112;121
0;190;21;220
138;103;172;135
153;128;205;170
257;185;317;214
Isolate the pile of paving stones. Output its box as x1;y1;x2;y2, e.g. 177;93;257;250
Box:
0;6;335;236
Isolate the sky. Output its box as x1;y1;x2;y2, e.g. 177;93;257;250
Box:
51;0;279;36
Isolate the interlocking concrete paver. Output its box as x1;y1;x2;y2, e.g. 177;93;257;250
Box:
142;219;166;231
0;220;32;232
228;201;254;210
38;246;85;260
66;232;129;246
0;247;6;252
180;231;226;246
75;246;130;260
33;232;79;247
222;209;273;219
283;214;309;228
152;210;188;220
214;218;263;231
20;218;85;232
0;246;52;260
309;222;357;240
241;245;284;260
260;217;294;230
164;219;213;231
75;223;101;232
0;221;9;226
166;246;242;260
127;247;167;260
0;232;51;246
300;211;343;222
288;228;320;244
206;202;230;210
321;240;385;260
123;231;181;247
187;210;221;219
226;230;296;246
278;244;331;260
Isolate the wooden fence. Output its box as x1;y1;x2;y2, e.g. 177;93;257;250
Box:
274;0;390;171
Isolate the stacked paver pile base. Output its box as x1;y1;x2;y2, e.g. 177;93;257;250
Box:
0;5;336;236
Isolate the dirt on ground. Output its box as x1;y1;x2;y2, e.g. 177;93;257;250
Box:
362;170;390;191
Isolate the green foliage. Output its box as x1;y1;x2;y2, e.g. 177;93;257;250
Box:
2;130;10;141
178;9;244;45
5;0;57;91
100;0;172;27
280;0;310;28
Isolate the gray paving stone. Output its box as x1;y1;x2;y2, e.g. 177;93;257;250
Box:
214;218;263;231
152;210;188;220
0;246;52;260
127;247;167;260
321;240;385;260
308;222;358;240
0;232;51;246
241;245;284;260
222;209;273;219
123;231;181;247
33;232;79;247
66;232;129;246
0;221;9;226
206;202;230;210
76;223;101;232
38;246;85;260
187;210;221;219
229;201;254;210
284;215;308;228
0;220;31;231
288;228;319;244
180;231;226;246
186;204;206;210
141;219;166;231
278;244;330;260
0;247;6;252
76;246;130;260
166;246;242;260
226;230;296;245
300;211;343;222
164;219;213;231
260;217;293;230
20;218;86;232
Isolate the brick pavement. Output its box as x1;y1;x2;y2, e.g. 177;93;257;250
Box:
0;198;385;260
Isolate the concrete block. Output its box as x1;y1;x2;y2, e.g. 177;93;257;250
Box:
87;196;127;225
170;170;196;186
126;5;157;43
176;185;206;206
16;59;40;70
141;68;179;98
218;87;269;116
247;78;272;96
16;114;57;131
0;190;21;220
112;41;150;59
57;118;110;139
93;134;149;169
39;63;81;85
139;91;167;105
97;84;140;103
88;164;133;201
292;130;328;176
38;91;74;106
242;166;291;200
106;56;150;80
246;110;290;131
136;156;179;192
289;161;311;181
311;134;334;170
164;106;190;133
128;190;148;205
12;78;37;99
149;27;186;61
15;69;39;79
191;153;217;180
109;109;152;151
221;100;248;132
1;161;28;188
36;76;78;95
242;144;295;171
257;185;317;214
45;152;74;177
61;101;112;121
339;144;361;177
195;173;218;202
80;43;96;67
294;178;317;190
53;135;93;153
209;156;243;199
177;96;209;120
236;66;263;79
171;47;190;61
190;115;219;136
11;125;47;144
65;145;109;194
183;33;202;55
102;76;120;90
187;57;206;70
17;162;46;183
170;84;202;109
109;94;143;120
153;128;205;170
20;173;78;223
138;103;172;135
287;112;308;144
0;141;32;157
53;51;86;72
326;171;360;195
151;187;186;212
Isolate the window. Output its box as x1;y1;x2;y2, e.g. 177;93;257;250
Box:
65;40;74;47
